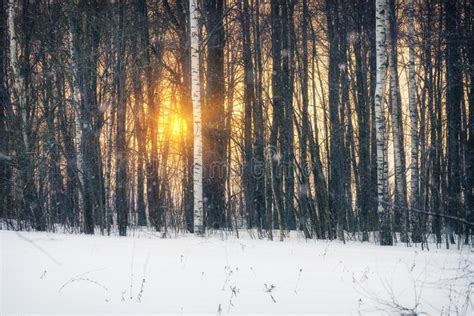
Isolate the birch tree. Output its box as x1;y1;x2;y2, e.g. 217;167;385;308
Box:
408;0;420;242
190;0;203;234
66;0;108;234
374;0;392;245
66;1;86;231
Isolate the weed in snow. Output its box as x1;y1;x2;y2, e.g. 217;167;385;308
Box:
227;285;240;312
294;268;303;294
264;283;277;303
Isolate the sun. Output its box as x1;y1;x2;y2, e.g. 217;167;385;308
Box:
170;114;186;137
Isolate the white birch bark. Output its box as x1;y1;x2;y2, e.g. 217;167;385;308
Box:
190;0;204;234
68;27;85;227
408;0;419;210
8;0;29;152
66;4;86;229
374;0;392;245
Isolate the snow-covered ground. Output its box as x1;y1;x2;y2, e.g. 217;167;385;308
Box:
1;230;472;315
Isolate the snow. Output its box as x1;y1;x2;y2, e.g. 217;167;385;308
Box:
1;230;472;315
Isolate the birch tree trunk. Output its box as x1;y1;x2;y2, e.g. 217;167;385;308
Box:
66;1;103;234
374;0;392;245
67;20;85;231
66;1;98;234
190;0;203;234
387;0;408;241
408;0;420;242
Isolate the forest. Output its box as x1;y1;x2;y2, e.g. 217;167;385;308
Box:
0;0;473;247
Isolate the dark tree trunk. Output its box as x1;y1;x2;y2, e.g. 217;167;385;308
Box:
465;0;474;240
281;0;296;231
241;0;255;229
0;1;12;221
132;0;148;227
445;0;463;243
270;0;285;236
299;0;313;238
326;0;346;240
203;0;227;229
352;0;372;241
114;1;128;236
252;0;268;234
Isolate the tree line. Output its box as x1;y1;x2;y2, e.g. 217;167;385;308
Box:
0;0;472;246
